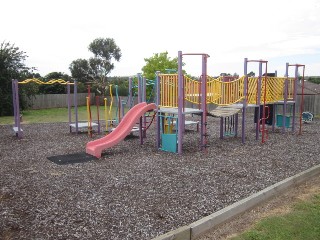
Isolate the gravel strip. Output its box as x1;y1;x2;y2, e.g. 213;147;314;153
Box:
0;114;319;240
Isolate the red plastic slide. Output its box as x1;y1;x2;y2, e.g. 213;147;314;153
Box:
86;102;156;158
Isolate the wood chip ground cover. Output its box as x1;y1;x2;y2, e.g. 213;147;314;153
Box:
0;115;319;239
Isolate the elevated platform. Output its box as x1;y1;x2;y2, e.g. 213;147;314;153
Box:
69;122;98;128
158;107;203;115
275;100;296;104
110;126;140;133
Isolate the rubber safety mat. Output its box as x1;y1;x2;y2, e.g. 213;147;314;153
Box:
47;152;97;165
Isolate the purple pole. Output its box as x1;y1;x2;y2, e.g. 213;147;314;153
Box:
242;58;248;143
128;77;132;108
142;76;146;102
220;117;223;139
14;80;22;138
201;54;208;151
156;71;161;149
143;77;147;137
272;70;277;132
292;65;298;132
74;79;78;133
256;62;262;140
12;80;17;127
137;73;143;143
137;73;142;103
235;113;239;137
67;82;72;133
283;63;289;133
178;51;184;154
12;80;22;138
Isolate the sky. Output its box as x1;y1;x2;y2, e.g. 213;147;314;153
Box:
1;0;319;78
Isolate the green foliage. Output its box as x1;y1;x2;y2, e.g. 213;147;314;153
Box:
69;38;122;94
0;41;31;116
103;76;129;96
38;72;71;94
307;76;320;84
232;194;320;240
141;51;179;80
247;71;255;77
69;58;90;83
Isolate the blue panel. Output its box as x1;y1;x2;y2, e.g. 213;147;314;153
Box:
276;114;291;128
161;134;177;153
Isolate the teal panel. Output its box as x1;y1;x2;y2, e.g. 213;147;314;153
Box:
161;133;177;153
276;114;291;128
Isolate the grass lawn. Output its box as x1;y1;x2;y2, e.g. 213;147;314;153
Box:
0;105;126;125
231;193;320;240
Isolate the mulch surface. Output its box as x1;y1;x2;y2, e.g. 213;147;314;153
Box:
0;115;319;239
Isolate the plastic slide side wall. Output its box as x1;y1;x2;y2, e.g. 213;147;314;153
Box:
86;102;156;158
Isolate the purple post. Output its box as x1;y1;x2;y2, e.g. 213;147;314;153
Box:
67;82;72;133
235;113;239;137
142;76;146;102
256;62;262;140
143;77;147;138
139;116;143;145
201;54;208;151
220;117;223;139
74;79;78;133
242;58;248;144
292;65;298;132
12;79;22;138
177;51;184;154
272;71;277;132
283;63;289;133
137;73;142;103
156;71;161;149
128;77;132;108
12;80;17;127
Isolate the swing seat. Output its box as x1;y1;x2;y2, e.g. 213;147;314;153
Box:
302;112;313;123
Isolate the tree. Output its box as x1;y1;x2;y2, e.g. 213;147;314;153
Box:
248;71;255;77
69;59;91;83
141;51;179;80
69;38;122;94
0;41;31;116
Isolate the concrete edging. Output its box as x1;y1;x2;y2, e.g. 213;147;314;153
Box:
152;164;320;240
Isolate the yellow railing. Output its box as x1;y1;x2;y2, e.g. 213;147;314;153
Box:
159;74;178;107
184;75;201;104
159;74;296;108
18;78;73;85
207;76;245;105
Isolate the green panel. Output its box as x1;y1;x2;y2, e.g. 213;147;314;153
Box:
276;114;291;128
161;133;177;153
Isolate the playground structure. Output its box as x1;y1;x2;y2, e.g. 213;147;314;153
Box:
11;74;153;139
12;51;307;157
155;51;306;154
12;79;111;138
